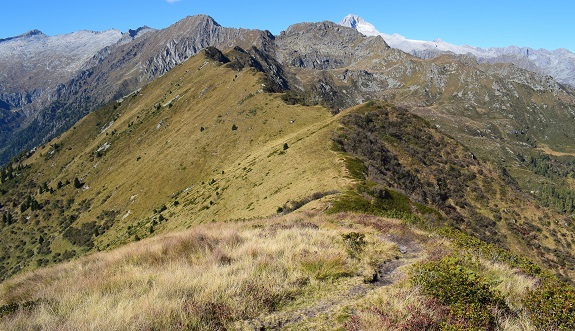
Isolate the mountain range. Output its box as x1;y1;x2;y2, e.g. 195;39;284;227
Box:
1;14;575;167
0;14;575;329
0;15;272;164
339;14;575;87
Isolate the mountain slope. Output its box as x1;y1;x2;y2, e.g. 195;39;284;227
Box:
5;210;574;330
1;36;575;329
4;212;574;330
2;15;575;281
0;47;345;279
2;98;575;330
273;20;575;208
0;28;122;106
332;101;575;280
339;14;575;87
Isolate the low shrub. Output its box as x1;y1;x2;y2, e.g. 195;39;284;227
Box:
342;232;366;259
411;257;508;330
523;279;575;330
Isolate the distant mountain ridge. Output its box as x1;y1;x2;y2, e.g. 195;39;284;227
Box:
339;14;575;87
0;28;123;111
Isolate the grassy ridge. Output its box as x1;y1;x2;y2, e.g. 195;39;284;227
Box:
0;49;347;279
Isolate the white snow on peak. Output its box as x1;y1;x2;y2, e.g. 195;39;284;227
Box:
338;14;490;58
339;14;380;36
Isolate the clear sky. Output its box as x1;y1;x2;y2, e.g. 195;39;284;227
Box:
1;0;573;52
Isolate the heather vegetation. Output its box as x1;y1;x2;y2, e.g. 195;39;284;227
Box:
332;101;575;281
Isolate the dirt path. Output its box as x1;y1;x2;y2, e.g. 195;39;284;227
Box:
235;233;424;330
537;145;575;157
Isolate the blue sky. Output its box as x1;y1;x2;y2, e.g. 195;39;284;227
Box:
1;0;573;52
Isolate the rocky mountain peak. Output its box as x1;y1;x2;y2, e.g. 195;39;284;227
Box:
126;26;154;38
276;20;390;71
338;15;379;36
174;14;221;32
0;29;46;43
339;14;362;29
21;29;45;37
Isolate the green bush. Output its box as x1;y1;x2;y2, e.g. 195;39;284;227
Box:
411;257;507;330
437;227;543;276
523;279;575;330
342;232;366;259
0;299;45;318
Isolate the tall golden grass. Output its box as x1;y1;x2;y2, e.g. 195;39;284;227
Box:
1;212;401;330
1;210;550;330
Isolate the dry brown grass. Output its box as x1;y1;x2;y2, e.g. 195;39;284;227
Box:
1;209;551;330
0;212;404;330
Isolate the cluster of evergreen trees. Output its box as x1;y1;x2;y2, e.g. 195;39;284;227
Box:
0;163;17;183
518;153;575;214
